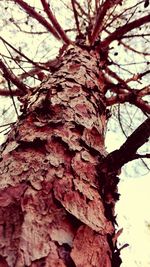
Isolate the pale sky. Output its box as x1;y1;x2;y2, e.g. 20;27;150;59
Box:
117;174;150;267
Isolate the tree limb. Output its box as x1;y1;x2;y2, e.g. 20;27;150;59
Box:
106;88;150;114
126;73;150;84
137;86;150;97
90;0;123;44
0;60;28;94
0;36;47;70
14;0;61;40
40;0;71;44
0;88;21;97
133;153;150;159
71;0;81;35
101;13;150;49
101;117;150;172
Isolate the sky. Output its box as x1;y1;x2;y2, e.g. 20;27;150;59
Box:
116;174;150;267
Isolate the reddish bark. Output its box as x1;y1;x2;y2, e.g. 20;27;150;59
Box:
0;46;119;266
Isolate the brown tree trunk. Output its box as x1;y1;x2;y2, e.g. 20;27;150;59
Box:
0;46;119;267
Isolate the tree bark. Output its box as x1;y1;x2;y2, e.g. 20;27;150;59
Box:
0;45;119;267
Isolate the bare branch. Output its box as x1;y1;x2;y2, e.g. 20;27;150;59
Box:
0;122;15;128
101;117;150;172
74;0;88;17
104;1;143;30
120;40;150;56
0;88;21;97
144;0;149;8
106;87;150;114
134;153;150;159
0;60;28;93
133;97;150;114
0;36;47;70
120;33;150;39
40;0;71;44
104;67;132;91
7;79;19;117
90;0;122;44
101;13;150;49
126;72;150;84
71;0;81;35
138;86;150;97
95;0;99;11
13;0;61;40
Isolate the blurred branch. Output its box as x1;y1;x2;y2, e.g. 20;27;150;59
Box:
134;153;150;159
126;71;150;83
0;122;15;128
120;40;150;56
90;0;123;44
71;0;81;35
74;0;88;16
0;60;28;94
144;0;149;8
138;86;150;97
104;67;132;91
120;33;150;39
18;55;64;81
19;67;45;80
106;87;150;114
14;0;61;40
40;0;71;44
7;79;19;117
101;117;150;172
101;13;150;49
0;36;47;70
104;1;143;29
95;0;99;11
0;88;21;97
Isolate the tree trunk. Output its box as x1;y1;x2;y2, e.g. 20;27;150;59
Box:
0;45;119;267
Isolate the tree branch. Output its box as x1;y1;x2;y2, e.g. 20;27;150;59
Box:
101;117;150;172
7;79;19;117
71;0;81;35
133;153;150;159
126;73;150;84
0;88;21;97
74;0;88;16
106;88;150;114
138;86;150;97
0;60;28;94
90;0;123;44
0;36;47;70
104;67;132;91
133;97;150;114
14;0;61;40
40;0;71;44
120;40;150;56
101;13;150;49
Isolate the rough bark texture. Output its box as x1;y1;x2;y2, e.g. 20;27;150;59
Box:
0;45;119;267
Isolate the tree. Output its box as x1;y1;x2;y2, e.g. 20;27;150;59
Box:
0;1;150;266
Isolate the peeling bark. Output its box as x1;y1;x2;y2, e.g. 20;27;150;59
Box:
0;45;119;267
